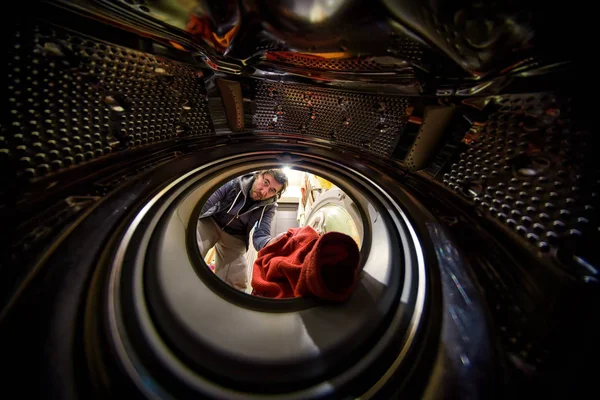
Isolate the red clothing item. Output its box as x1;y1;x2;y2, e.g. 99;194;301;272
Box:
252;226;360;301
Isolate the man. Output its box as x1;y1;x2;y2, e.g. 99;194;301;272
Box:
197;169;288;290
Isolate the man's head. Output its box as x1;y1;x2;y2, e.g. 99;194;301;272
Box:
249;169;288;201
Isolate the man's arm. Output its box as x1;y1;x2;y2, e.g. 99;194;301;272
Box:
200;180;234;215
252;205;277;251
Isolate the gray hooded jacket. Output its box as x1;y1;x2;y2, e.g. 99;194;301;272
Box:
199;173;277;251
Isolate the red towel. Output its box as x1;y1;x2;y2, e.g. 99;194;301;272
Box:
252;226;360;301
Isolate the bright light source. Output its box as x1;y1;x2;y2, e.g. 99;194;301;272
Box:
282;166;292;173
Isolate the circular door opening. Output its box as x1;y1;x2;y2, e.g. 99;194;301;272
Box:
86;141;433;400
195;168;365;299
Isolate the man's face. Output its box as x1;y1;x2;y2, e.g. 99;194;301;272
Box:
250;173;283;201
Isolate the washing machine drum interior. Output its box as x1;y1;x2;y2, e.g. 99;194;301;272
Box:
85;156;434;400
1;0;597;398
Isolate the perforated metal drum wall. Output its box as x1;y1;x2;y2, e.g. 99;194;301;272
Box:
264;52;418;72
443;93;599;282
253;81;410;156
3;23;214;180
387;34;427;65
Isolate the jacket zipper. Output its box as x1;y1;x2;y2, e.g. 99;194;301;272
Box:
224;214;238;228
223;205;269;228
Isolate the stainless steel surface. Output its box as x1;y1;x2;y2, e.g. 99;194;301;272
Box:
262;0;353;25
422;223;494;400
5;22;214;179
105;150;427;398
253;81;409;156
2;2;597;399
442;93;598;278
405;106;456;171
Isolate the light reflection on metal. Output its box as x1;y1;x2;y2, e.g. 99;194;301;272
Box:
186;1;241;54
268;0;351;25
436;89;454;96
455;80;495;96
573;255;598;276
302;51;353;59
168;40;186;51
425;223;494;398
461;97;491;111
248;65;423;95
264;52;410;72
102;0;563;90
517;61;572;77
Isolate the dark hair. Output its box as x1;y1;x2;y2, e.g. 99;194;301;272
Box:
257;169;288;199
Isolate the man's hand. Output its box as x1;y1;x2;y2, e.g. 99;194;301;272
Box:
265;232;285;247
